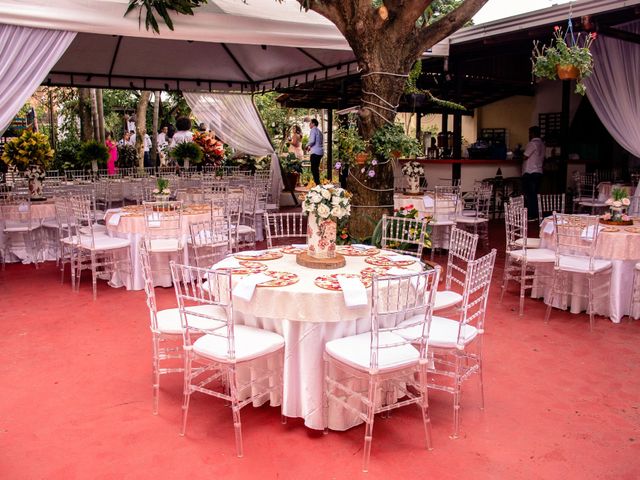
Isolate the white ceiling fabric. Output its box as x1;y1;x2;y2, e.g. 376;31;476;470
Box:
0;0;448;92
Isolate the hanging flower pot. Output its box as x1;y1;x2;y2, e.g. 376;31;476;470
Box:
556;64;579;80
355;152;368;165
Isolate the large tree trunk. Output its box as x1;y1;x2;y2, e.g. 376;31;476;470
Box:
135;91;152;170
96;88;105;143
150;90;160;166
78;88;93;142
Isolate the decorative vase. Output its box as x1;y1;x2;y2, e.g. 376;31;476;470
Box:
154;193;170;202
307;212;337;259
183;158;190;170
406;175;421;194
27;165;45;199
91;160;99;172
556;65;579;80
284;172;300;191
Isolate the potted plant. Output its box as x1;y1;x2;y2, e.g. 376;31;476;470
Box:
171;141;203;170
1;129;54;198
371;123;421;160
78;140;109;173
116;144;137;169
152;177;171;201
335;123;368;165
532;26;597;95
401;161;425;194
279;152;302;190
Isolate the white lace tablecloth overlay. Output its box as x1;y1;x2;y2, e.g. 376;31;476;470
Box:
104;206;214;290
227;251;425;431
537;217;640;322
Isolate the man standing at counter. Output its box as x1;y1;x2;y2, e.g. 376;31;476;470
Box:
306;118;324;185
522;126;545;220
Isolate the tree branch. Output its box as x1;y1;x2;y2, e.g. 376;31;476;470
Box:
413;0;488;52
394;0;436;26
297;0;347;33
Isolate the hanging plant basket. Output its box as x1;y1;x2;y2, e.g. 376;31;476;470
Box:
556;64;579;80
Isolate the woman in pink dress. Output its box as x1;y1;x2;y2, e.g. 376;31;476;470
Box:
106;132;118;175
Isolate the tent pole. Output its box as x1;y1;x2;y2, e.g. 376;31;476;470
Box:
327;108;333;181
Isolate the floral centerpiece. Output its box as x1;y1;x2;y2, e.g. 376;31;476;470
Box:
153;177;171;201
601;187;633;225
401;161;425;194
301;182;351;258
193;131;225;168
532;26;597;95
1;130;54;198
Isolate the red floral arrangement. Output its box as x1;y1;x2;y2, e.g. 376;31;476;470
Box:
193;131;225;167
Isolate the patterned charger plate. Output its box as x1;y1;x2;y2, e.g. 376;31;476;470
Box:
215;261;267;275
280;245;307;254
365;255;416;267
256;271;299;287
625;226;640;233
602;226;620;233
336;245;380;256
234;250;283;261
360;266;392;279
314;273;372;291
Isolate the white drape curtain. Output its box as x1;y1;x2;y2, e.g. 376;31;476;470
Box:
183;92;283;199
0;24;76;134
585;20;640;158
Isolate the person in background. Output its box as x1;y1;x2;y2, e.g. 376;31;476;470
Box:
127;130;136;146
306;118;323;185
118;131;131;147
171;117;193;147
522;126;545;220
288;125;304;160
130;131;153;168
105;132;118;175
157;126;169;165
127;113;136;134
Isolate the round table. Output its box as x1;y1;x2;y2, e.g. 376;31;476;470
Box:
224;249;426;430
0;199;57;263
104;204;214;290
538;218;640;322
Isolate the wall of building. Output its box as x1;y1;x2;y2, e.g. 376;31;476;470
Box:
476;95;534;150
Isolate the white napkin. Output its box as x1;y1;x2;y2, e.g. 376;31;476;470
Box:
386;267;414;276
337;275;368;308
543;221;555;234
386;253;417;263
581;225;603;241
107;213;121;226
237;250;265;257
351;244;375;250
104;208;121;220
422;195;435;208
233;272;272;301
211;256;241;270
291;243;308;248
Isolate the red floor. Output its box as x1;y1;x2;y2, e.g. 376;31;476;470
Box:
1;223;640;479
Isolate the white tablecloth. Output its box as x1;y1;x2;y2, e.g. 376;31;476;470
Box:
537;219;640;322
230;250;425;430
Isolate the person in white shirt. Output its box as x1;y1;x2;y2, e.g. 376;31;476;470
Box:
131;132;153;168
522;126;545;220
170;117;193;147
157;126;169;165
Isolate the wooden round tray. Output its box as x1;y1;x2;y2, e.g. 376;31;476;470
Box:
296;251;346;269
599;219;633;226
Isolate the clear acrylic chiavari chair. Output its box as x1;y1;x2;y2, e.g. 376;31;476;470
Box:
430;185;460;259
576;173;607;214
323;267;440;472
500;204;555;316
544;213;612;330
263;212;307;248
455;184;492;246
380;214;427;258
399;249;497;438
68;195;131;299
169;262;285;458
0;194;42;269
435;227;478;312
537;193;566;224
188;215;232;268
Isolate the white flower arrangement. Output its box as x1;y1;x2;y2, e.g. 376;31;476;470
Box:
401;161;424;178
152;188;171;195
302;183;351;222
25;165;46;181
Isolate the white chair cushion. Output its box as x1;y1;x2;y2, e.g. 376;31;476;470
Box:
396;315;478;349
455;216;488;224
508;248;556;263
578;200;608;208
79;223;107;235
61;235;130;250
148;238;181;252
156;304;228;335
41;219;60;229
325;331;419;372
557;255;612;273
636;262;640;271
434;290;463;311
193;325;284;363
430;220;455;227
3;221;40;232
514;237;541;249
237;225;255;235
